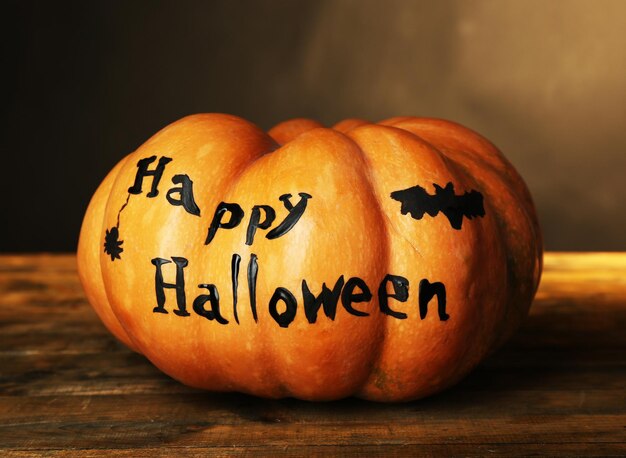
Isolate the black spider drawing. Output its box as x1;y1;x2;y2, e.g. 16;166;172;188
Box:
104;226;124;261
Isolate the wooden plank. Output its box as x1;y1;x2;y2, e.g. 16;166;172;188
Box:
0;414;623;450
0;392;624;449
0;253;624;455
0;254;77;272
3;443;626;458
1;388;624;422
1;348;624;397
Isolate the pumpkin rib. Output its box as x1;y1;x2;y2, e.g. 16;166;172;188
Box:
330;125;399;399
382;118;542;347
344;123;449;263
201;133;293;398
176;115;282;394
438;151;539;348
332;118;370;133
400;134;513;398
439;145;542;296
379;117;539;221
206;124;313;398
97;150;157;355
345;124;432;400
380;117;511;176
433;153;515;353
268;118;324;145
381;117;541;248
98;114;279;393
77;154;137;351
179;117;282;396
382;123;540;264
246;127;390;400
345;122;510;401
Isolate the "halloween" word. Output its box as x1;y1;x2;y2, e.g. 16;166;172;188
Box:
150;254;449;328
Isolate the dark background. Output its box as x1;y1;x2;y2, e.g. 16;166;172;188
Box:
2;0;625;252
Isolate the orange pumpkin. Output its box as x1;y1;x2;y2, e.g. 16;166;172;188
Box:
77;114;542;401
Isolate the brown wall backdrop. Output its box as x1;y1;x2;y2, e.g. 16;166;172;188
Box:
2;0;625;251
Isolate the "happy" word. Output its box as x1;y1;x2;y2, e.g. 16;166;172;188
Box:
127;155;312;246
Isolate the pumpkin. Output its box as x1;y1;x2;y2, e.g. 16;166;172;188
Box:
77;114;542;401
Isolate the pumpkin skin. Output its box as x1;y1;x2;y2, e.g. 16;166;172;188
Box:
77;114;542;401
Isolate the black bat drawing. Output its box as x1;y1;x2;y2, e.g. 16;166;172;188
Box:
390;182;485;230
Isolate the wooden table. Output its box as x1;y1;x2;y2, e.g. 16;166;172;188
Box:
0;253;624;456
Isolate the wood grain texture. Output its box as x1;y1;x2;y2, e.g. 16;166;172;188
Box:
0;253;624;456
